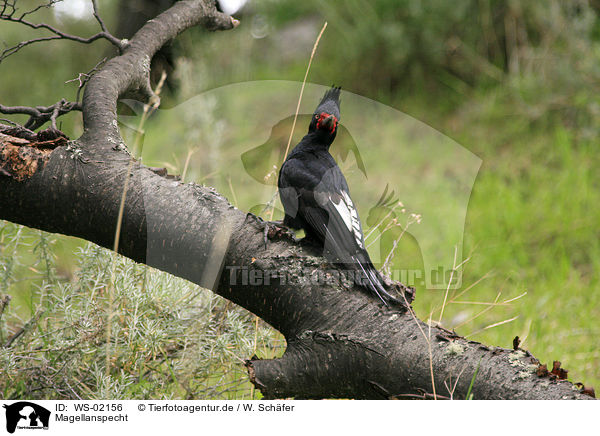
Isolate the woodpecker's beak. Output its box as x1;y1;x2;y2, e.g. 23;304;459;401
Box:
320;114;335;131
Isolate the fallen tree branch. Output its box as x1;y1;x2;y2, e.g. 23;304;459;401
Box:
0;1;594;400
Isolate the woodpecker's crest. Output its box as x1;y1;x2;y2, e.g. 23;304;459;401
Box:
310;86;341;137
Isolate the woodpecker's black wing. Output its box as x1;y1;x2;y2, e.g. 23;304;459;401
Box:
279;155;400;305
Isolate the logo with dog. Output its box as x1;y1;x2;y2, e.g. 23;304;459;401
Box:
3;402;50;433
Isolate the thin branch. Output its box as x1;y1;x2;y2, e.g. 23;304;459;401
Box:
0;0;15;18
19;0;61;20
0;0;125;63
91;0;109;33
0;103;40;118
65;57;108;103
49;102;61;129
0;99;82;130
0;35;60;61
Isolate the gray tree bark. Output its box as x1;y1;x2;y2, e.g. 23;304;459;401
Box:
0;0;594;400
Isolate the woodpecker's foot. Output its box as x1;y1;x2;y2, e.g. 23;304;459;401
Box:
382;277;415;307
263;220;291;249
365;276;411;309
364;285;397;307
380;291;405;308
377;282;416;309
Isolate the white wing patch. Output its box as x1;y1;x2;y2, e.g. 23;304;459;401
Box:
331;191;365;249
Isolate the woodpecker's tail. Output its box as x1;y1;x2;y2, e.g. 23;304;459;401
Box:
351;255;402;306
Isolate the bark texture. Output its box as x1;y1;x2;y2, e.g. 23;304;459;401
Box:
0;0;594;400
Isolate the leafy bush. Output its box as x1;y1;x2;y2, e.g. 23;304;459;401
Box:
0;221;283;399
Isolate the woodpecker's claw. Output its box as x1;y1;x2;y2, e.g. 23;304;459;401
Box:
263;220;286;249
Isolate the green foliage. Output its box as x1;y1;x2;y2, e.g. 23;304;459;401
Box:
0;222;283;399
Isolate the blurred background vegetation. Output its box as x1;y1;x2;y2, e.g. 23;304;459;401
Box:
0;0;598;398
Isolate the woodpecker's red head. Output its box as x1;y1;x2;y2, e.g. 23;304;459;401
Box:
315;112;338;133
309;86;341;143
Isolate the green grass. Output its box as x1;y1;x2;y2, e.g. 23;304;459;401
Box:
445;126;600;388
